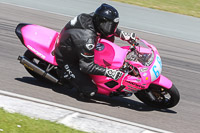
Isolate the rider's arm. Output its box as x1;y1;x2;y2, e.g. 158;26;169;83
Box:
78;38;106;75
78;38;123;80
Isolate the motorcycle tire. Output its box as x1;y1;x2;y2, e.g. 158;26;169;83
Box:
134;84;180;109
23;50;57;82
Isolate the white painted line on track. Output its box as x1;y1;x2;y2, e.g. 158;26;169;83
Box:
1;2;200;75
2;2;200;74
163;64;200;74
1;1;199;44
0;2;74;18
0;90;172;133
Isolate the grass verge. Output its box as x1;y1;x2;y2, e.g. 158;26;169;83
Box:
112;0;200;18
0;108;85;133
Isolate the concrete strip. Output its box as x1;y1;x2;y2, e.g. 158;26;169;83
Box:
0;90;172;133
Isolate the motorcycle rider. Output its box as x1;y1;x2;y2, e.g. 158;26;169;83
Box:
54;3;137;100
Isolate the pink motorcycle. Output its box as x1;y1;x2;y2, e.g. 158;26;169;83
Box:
16;23;180;109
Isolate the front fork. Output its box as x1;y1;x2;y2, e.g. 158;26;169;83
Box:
145;75;173;101
116;73;172;99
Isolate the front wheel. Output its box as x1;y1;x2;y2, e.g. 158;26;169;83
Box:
134;84;180;109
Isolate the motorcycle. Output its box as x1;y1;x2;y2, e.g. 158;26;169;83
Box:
15;23;180;109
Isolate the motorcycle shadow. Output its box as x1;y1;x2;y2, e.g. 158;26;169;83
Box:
53;87;177;113
15;77;55;88
15;77;177;114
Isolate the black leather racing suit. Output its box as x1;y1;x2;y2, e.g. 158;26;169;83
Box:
55;13;125;96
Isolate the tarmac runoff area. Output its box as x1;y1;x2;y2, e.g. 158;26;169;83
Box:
0;90;172;133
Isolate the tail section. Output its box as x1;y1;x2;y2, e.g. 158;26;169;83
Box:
15;23;31;46
15;23;59;65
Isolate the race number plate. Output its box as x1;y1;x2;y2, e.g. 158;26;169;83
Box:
150;55;162;81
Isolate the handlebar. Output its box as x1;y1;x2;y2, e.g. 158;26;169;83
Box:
130;38;139;51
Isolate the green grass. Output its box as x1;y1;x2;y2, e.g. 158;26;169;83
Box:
112;0;200;18
0;108;85;133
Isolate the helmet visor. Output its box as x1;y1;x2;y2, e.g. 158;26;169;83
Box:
100;21;118;36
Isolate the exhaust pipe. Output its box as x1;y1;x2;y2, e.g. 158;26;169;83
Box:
18;56;59;83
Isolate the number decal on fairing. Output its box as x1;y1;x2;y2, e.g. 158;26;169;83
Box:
153;56;162;78
152;65;159;78
150;55;162;81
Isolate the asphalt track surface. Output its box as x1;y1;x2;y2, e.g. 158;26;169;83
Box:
0;3;200;133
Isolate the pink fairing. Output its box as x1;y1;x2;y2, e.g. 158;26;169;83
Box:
20;24;173;95
152;75;173;89
91;39;129;95
21;24;59;65
136;46;151;54
94;39;129;69
93;39;173;95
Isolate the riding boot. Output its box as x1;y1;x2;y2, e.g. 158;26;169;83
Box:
76;89;96;102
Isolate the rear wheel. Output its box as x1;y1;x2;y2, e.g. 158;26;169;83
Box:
134;84;180;109
23;50;58;82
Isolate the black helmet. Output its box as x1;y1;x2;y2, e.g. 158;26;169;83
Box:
93;3;119;37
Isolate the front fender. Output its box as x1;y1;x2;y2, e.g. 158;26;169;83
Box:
152;75;172;89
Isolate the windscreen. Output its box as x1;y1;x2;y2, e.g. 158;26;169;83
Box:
126;40;154;66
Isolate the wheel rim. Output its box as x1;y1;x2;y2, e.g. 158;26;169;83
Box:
148;85;173;107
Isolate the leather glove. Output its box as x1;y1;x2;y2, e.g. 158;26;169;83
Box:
128;33;137;45
104;68;123;80
120;31;136;45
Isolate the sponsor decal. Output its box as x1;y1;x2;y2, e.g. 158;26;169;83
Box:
64;64;75;79
106;69;115;77
70;16;77;26
136;79;141;82
27;45;45;59
121;31;130;40
126;85;139;93
86;43;95;50
143;73;147;77
140;67;148;72
114;17;119;23
95;43;105;51
24;64;33;71
125;81;145;89
81;53;94;58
